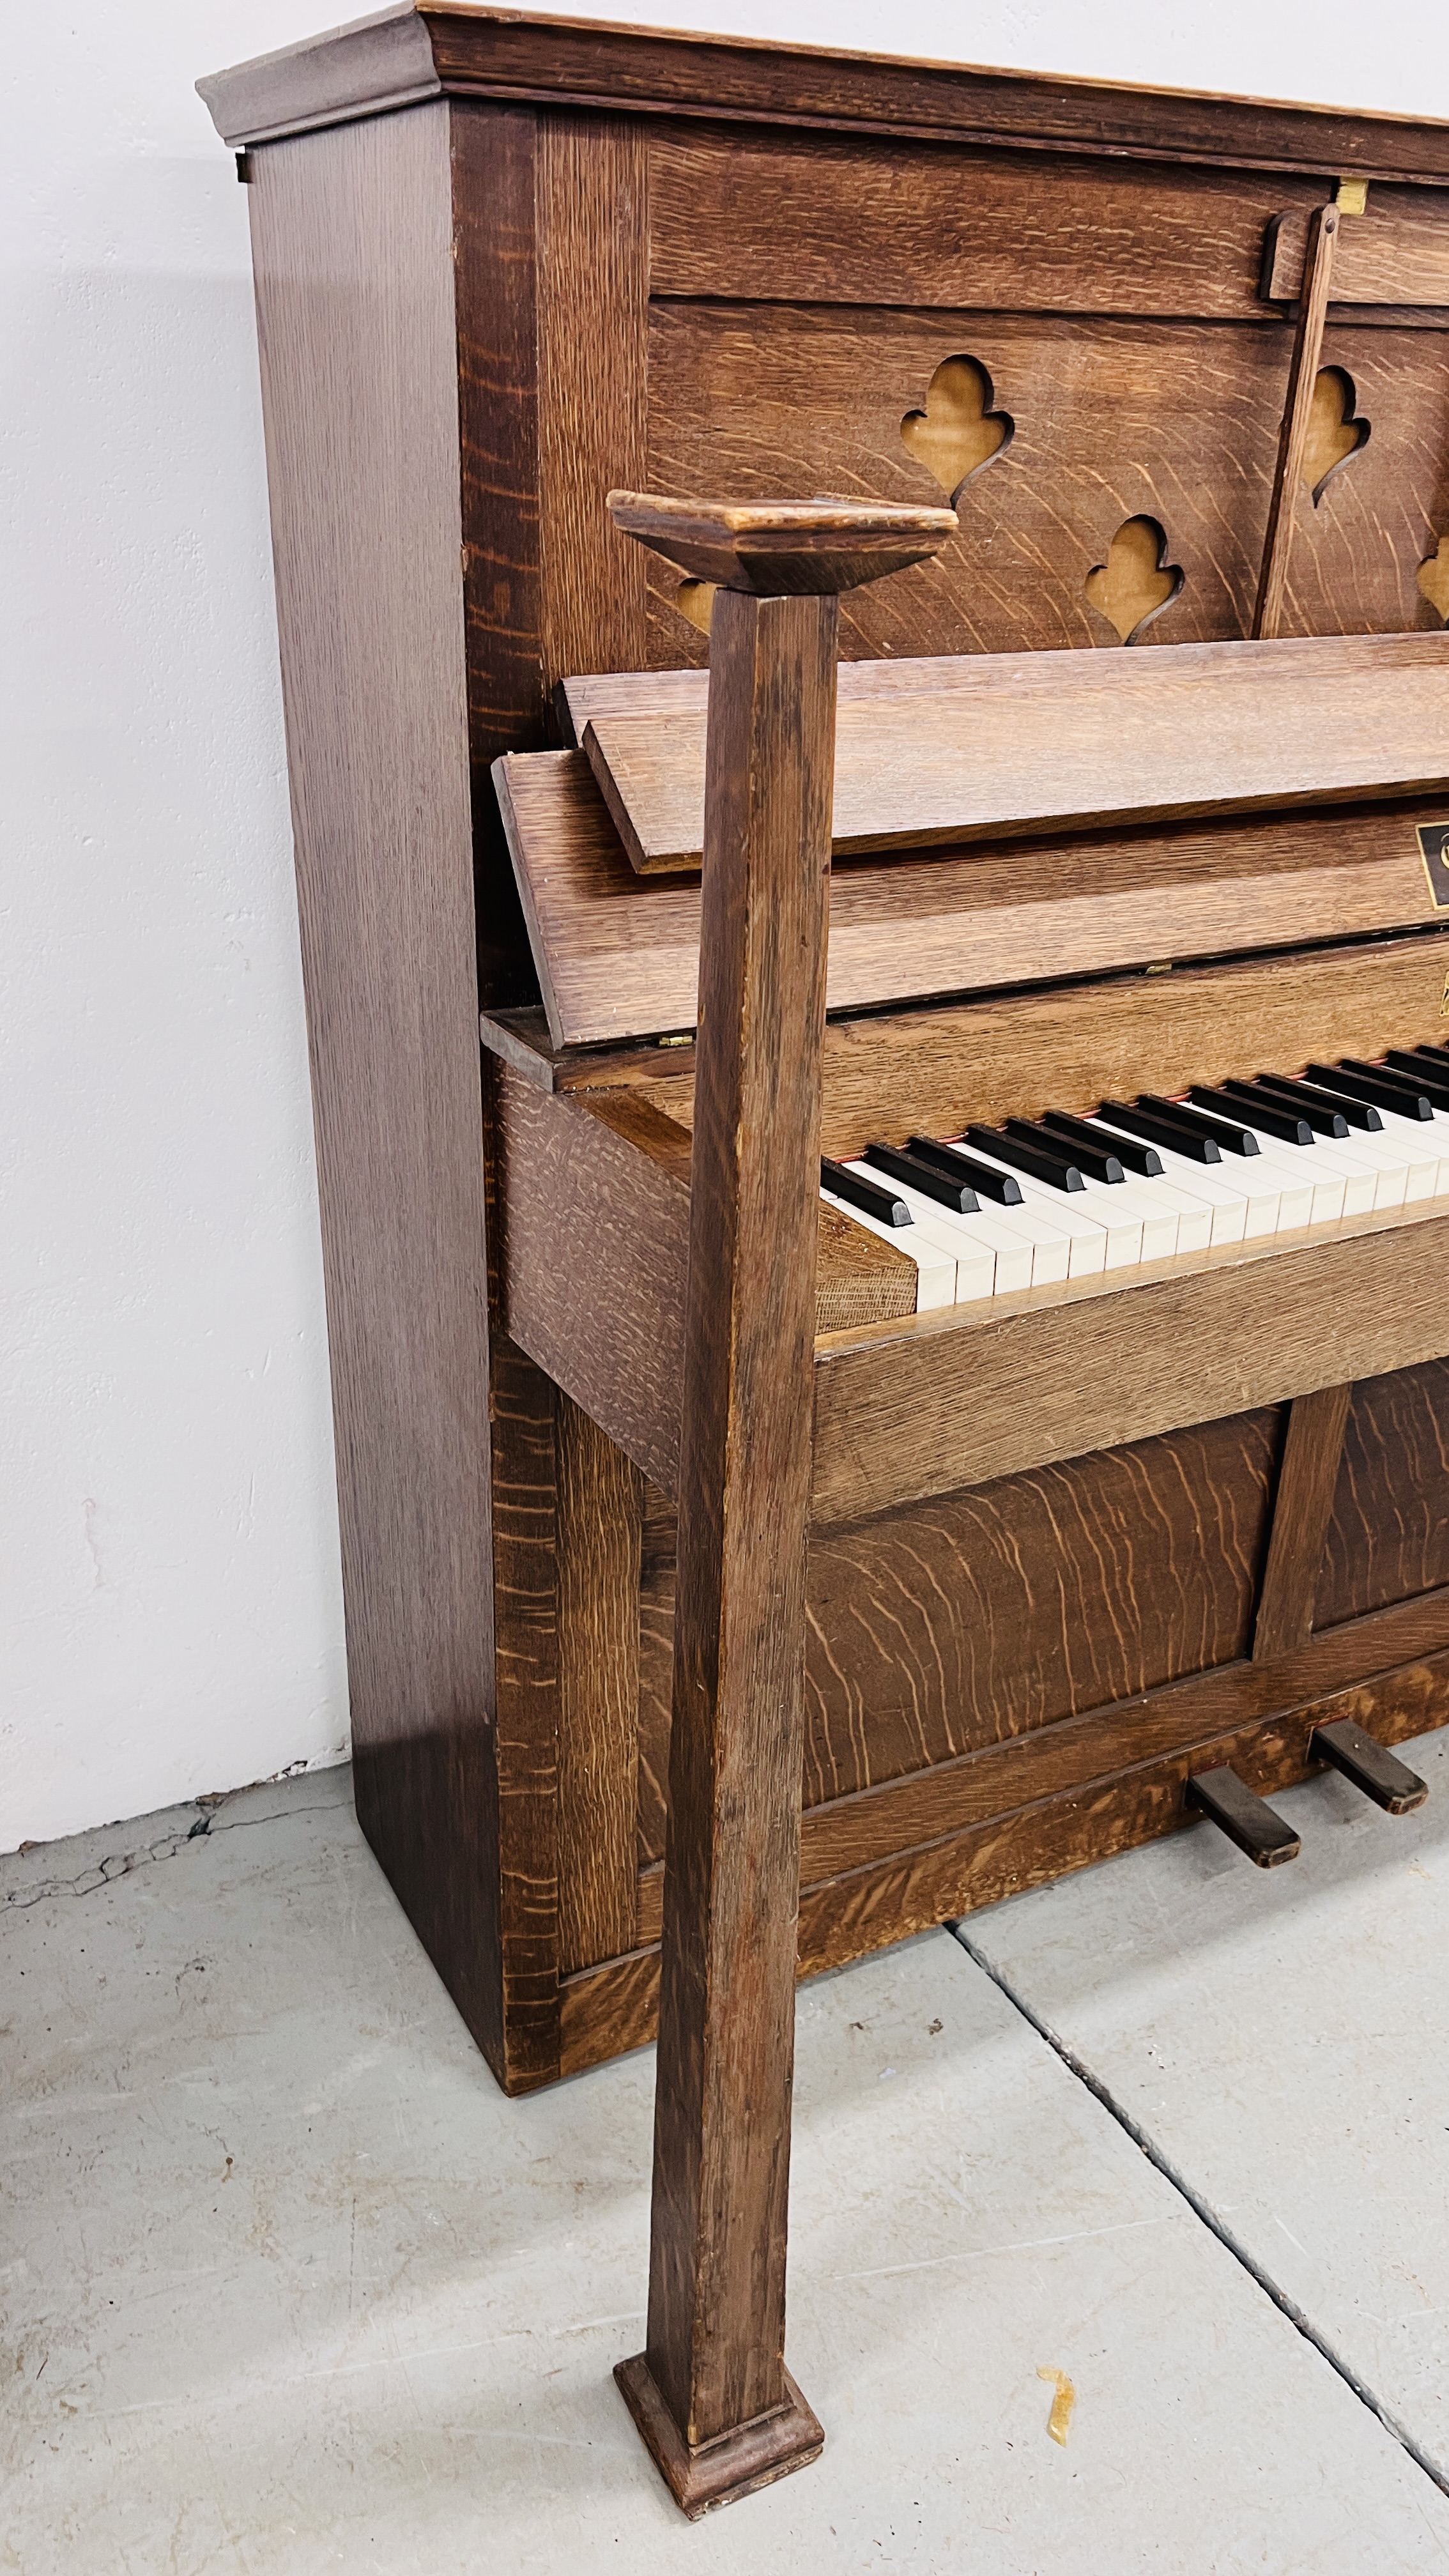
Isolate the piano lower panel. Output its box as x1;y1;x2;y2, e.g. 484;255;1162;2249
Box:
564;1612;1449;2078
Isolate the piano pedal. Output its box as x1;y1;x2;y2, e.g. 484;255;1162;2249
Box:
1310;1720;1429;1815
1186;1766;1301;1867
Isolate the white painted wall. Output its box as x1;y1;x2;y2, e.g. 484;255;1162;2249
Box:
3;0;1445;1852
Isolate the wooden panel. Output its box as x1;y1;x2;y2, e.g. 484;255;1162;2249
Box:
639;1409;1275;1832
1271;320;1449;638
536;113;650;682
641;930;1449;1163
496;1066;689;1490
556;1392;645;1974
201;13;1449;188
642;305;1449;664
1267;192;1449;303
495;1065;920;1483
497;745;1445;1049
650;128;1321;313
565;1635;1449;2073
584;634;1449;871
246;111;528;2080
812;1199;1449;1529
450;100;546;1008
1319;1359;1449;1626
1251;1382;1352;1661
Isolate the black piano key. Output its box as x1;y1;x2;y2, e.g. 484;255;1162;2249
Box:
963;1124;1085;1193
1096;1100;1223;1164
1307;1061;1434;1120
821;1158;912;1227
863;1142;979;1215
1229;1075;1348;1138
1185;1767;1301;1868
1004;1116;1124;1184
1189;1083;1313;1146
1254;1070;1381;1133
1408;1043;1449;1077
903;1135;1024;1205
1040;1109;1163;1177
1383;1049;1449;1107
1138;1092;1260;1156
1340;1056;1440;1116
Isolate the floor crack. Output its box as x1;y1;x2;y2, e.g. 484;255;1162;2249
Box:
947;1919;1449;2504
3;1786;348;1914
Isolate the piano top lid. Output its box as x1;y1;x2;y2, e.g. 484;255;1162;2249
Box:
197;6;1449;178
578;631;1449;875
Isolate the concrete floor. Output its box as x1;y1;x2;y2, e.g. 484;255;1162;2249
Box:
6;1750;1449;2572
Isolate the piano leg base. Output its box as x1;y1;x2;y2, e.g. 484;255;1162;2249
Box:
614;2352;824;2520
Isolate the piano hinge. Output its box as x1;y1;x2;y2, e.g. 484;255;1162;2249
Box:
1144;960;1174;976
236;151;254;185
1335;176;1368;215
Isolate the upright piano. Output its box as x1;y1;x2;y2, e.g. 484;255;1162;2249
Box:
204;10;1449;2513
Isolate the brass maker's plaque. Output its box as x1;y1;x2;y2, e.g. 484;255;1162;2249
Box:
1419;822;1449;908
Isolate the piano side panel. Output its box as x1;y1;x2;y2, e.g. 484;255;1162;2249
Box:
1317;1359;1449;1626
642;302;1449;664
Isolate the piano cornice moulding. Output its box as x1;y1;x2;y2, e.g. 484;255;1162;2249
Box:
199;4;1449;180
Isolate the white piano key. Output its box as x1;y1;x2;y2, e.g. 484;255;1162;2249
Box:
1076;1143;1216;1252
845;1167;1036;1296
1085;1120;1254;1244
1376;1106;1449;1199
909;1149;1077;1283
819;1190;956;1309
1076;1176;1180;1262
954;1147;1121;1273
1216;1133;1347;1226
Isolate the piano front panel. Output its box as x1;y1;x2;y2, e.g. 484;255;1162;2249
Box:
1319;1358;1449;1626
641;298;1449;671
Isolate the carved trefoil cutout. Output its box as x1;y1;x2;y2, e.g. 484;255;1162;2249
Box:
1303;365;1369;505
675;579;716;634
1418;535;1449;624
1084;517;1184;645
901;355;1013;503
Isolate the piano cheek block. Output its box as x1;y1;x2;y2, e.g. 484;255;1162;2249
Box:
1186;1767;1302;1867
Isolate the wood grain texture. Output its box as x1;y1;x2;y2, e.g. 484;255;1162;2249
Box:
1251;1382;1352;1662
494;1048;917;1486
1267;191;1449;303
1254;205;1340;640
644;585;836;2457
537;114;650;684
496;744;1446;1048
641;930;1449;1163
245;110;528;2079
642;305;1449;666
450;100;547;1008
1319;1360;1449;1626
811;1199;1449;1528
563;1635;1449;2072
556;1391;645;1974
650;128;1323;315
583;632;1449;871
201;10;1449;185
632;1407;1276;1859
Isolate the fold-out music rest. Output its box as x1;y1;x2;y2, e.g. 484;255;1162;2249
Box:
495;633;1449;1048
572;631;1449;871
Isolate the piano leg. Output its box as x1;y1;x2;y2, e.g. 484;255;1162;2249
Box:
614;585;835;2515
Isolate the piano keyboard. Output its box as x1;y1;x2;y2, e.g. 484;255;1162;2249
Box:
820;1044;1449;1310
